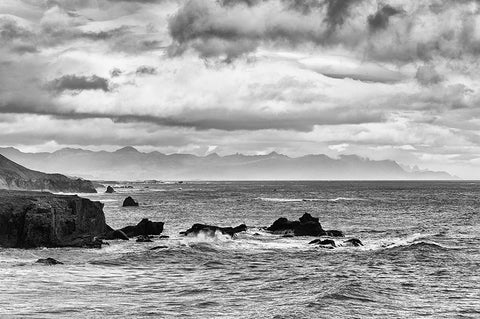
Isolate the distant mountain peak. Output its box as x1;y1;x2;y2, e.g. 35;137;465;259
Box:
115;146;139;153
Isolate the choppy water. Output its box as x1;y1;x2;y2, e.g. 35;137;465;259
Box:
1;181;479;318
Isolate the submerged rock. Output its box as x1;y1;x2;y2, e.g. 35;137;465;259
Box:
0;190;109;248
266;213;326;236
182;223;247;237
309;239;336;247
325;230;344;237
122;196;138;207
136;235;152;242
150;245;168;250
105;186;115;193
344;238;363;247
36;257;63;265
119;218;164;237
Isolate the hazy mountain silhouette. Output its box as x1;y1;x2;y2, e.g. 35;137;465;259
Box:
0;153;96;192
0;147;455;181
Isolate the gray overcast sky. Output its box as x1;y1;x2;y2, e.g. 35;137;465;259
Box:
1;0;480;178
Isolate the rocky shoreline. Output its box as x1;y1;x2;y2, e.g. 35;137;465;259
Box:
0;190;362;251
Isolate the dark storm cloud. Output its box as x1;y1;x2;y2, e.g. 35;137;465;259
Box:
0;101;384;132
136;66;158;75
324;0;360;29
47;75;110;93
367;4;404;32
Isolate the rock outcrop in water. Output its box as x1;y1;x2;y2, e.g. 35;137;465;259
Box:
117;218;164;237
182;223;247;237
0;154;96;193
0;190;108;248
266;213;346;237
266;213;326;236
105;186;115;193
36;258;64;265
122;196;138;207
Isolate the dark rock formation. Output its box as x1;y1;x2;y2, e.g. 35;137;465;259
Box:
0;154;96;193
105;186;115;193
36;258;64;265
309;239;336;247
266;213;326;236
0;190;108;248
344;238;364;247
325;230;344;237
122;196;138;207
136;235;152;242
182;223;247;237
119;218;164;237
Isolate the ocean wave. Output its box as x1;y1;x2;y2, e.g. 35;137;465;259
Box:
258;197;367;202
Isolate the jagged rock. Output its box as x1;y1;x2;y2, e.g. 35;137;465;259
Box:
182;223;247;237
122;196;138;207
309;239;336;247
119;218;164;237
0;190;108;248
136;235;152;242
344;238;363;247
0;154;97;193
36;258;63;265
266;213;326;236
325;230;344;237
105;186;115;193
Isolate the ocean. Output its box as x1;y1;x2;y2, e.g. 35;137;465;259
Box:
1;181;479;318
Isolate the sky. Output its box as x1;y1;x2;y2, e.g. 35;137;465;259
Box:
1;0;480;178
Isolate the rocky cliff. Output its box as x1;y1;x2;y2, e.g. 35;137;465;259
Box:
0;190;108;248
0;154;96;193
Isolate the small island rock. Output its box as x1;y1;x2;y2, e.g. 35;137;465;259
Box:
122;196;139;207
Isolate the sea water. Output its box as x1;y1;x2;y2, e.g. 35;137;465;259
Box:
1;181;479;318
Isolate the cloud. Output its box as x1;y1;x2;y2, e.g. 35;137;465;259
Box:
47;75;110;93
136;65;157;75
367;4;404;32
415;64;443;86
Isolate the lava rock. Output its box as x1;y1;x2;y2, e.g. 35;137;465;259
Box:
183;223;247;237
119;218;164;237
266;213;326;236
105;186;115;193
122;196;139;207
36;258;64;265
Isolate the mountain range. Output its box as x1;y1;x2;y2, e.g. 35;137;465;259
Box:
0;147;455;181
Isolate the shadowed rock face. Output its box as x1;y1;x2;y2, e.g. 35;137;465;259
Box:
0;154;96;193
0;190;108;248
267;213;327;236
182;223;247;237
